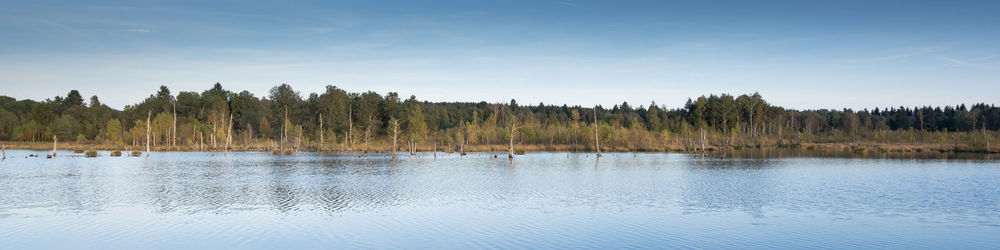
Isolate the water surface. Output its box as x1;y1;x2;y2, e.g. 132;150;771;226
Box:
1;150;998;249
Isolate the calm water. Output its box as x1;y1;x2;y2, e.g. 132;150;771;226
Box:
1;150;998;249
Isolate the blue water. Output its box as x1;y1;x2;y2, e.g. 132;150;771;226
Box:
0;150;998;249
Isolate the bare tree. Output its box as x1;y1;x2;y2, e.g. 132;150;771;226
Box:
364;114;375;156
594;106;601;158
225;113;233;155
146;111;151;156
700;127;707;157
508;122;519;159
281;107;288;153
172;100;177;149
348;107;354;150
318;113;324;151
391;118;399;159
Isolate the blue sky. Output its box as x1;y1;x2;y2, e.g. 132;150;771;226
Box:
1;0;999;110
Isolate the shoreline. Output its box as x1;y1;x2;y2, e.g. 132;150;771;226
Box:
2;141;996;156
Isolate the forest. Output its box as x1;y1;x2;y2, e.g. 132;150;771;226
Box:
0;83;997;154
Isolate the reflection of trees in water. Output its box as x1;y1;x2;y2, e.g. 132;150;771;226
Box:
680;158;781;217
135;154;413;214
0;155;116;214
267;161;299;213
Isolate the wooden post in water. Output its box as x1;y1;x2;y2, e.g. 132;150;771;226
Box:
146;111;151;157
2;144;6;160
52;135;57;157
594;106;601;158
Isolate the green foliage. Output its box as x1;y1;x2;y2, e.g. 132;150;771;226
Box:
405;96;428;143
0;84;997;153
0;108;18;140
106;119;123;146
29;104;55;126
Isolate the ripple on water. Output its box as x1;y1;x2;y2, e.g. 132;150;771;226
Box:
0;151;998;248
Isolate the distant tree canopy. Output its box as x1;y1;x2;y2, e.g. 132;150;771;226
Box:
0;84;997;150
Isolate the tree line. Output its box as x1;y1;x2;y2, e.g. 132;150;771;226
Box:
0;83;997;152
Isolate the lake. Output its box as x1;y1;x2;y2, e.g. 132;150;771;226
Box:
1;150;998;249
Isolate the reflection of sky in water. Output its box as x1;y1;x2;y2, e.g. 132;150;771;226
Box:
0;151;998;248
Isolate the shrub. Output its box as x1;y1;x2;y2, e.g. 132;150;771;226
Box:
110;151;122;157
84;151;98;157
853;147;866;154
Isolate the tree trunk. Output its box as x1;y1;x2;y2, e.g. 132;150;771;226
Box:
146;111;151;156
508;125;516;159
282;107;288;153
364;114;374;156
319;113;324;152
392;119;399;159
225;113;233;155
348;108;354;150
296;125;303;152
700;127;707;157
172;101;177;149
594;106;601;158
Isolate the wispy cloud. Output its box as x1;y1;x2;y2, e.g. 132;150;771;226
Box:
120;29;150;33
864;46;944;62
939;55;1000;69
223;63;318;71
555;1;581;7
